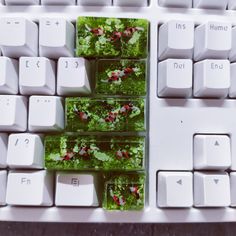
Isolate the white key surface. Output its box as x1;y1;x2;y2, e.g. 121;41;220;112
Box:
113;0;147;6
158;59;192;97
158;20;194;60
19;57;56;95
193;135;231;170
159;0;192;7
77;0;112;5
55;172;99;206
0;171;7;205
57;57;91;96
229;26;236;62
230;63;236;98
194;172;230;207
28;96;64;132
6;170;53;206
0;17;38;58
0;57;18;95
0;134;8;168
193;59;230;98
5;0;39;4
0;95;27;132
157;172;193;208
193;0;228;9
39;18;75;59
194;22;232;61
230;172;236;207
41;0;75;4
7;133;44;169
228;0;236;10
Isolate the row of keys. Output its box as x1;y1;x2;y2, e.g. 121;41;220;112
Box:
2;0;147;6
159;0;236;9
158;59;236;98
0;171;145;210
157;171;236;208
159;21;236;61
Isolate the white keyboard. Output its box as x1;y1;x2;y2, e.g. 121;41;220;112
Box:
1;0;236;223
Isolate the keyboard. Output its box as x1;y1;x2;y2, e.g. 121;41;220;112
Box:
1;0;236;223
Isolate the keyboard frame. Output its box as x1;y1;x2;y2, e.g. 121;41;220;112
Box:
1;1;236;223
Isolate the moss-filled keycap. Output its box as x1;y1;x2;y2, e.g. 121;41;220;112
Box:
76;17;148;58
65;97;145;132
103;173;145;210
95;59;147;96
45;135;145;171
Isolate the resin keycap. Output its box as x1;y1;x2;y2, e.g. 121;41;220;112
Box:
45;135;145;171
95;59;147;96
65;98;145;132
103;173;145;210
76;17;149;58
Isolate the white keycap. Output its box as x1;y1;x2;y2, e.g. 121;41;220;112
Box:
230;63;236;98
0;57;18;95
194;135;231;170
6;170;53;206
7;134;44;169
0;17;38;58
41;0;75;4
230;172;236;207
193;0;227;9
19;57;56;95
157;172;193;208
5;0;39;4
159;0;192;8
158;20;194;60
77;0;112;5
0;171;7;205
57;57;91;96
228;0;236;9
194;172;230;207
0;134;8;168
158;59;192;97
113;0;147;6
229;26;236;62
39;18;75;59
194;22;232;61
55;172;99;206
194;59;230;98
0;96;27;132
28;96;64;132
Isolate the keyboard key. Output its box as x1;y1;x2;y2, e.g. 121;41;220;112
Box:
194;22;232;61
6;170;53;206
103;173;145;210
193;135;231;170
57;57;91;96
77;0;112;5
229;26;236;62
113;0;147;6
0;57;18;95
0;134;8;168
193;0;227;9
228;0;236;10
157;172;193;208
5;0;39;4
194;59;230;98
39;18;75;59
0;96;27;132
194;172;230;207
55;172;100;206
41;0;75;4
45;135;145;170
96;59;147;96
7;133;44;169
28;96;64;132
76;17;148;58
230;63;236;98
0;17;38;58
19;57;56;95
230;172;236;207
0;171;7;206
158;59;192;97
158;20;194;60
65;97;145;132
159;0;192;8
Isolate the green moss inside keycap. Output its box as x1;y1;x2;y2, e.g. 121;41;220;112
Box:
45;135;145;171
76;17;148;58
96;59;147;96
103;173;145;211
65;97;145;132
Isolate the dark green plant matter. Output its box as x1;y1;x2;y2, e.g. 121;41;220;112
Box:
96;59;147;96
103;173;145;210
65;97;145;132
45;135;145;171
76;17;149;58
